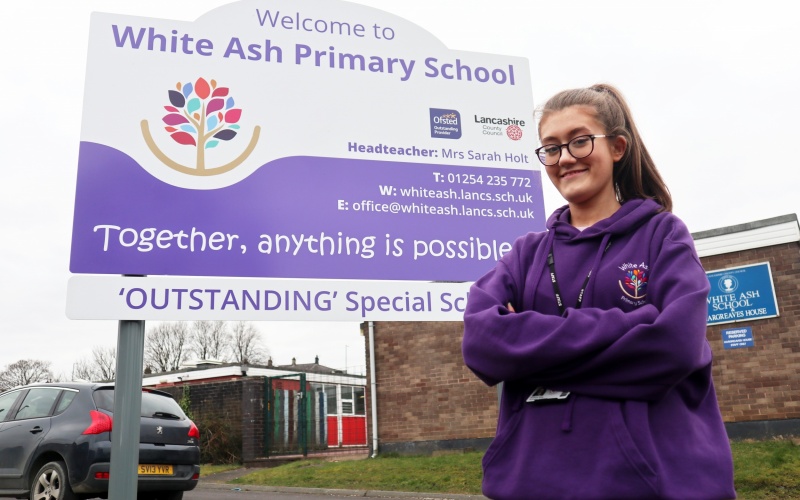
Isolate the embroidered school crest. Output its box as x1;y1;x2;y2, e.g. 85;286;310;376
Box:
619;267;648;300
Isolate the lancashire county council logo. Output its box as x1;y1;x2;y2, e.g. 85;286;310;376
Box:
718;274;739;293
429;108;462;139
506;124;523;141
140;77;261;176
619;268;648;300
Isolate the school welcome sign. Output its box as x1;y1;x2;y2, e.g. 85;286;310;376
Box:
68;0;543;320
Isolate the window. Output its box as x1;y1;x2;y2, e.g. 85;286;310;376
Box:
324;386;337;416
14;388;61;420
55;390;78;415
354;387;365;416
141;391;185;419
92;388;186;419
340;386;354;415
319;385;366;416
0;390;22;422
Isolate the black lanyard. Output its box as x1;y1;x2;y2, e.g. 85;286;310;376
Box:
547;240;612;315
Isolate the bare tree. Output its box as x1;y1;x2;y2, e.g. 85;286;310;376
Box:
145;322;190;373
72;346;117;382
0;359;54;391
230;321;268;364
189;321;230;361
71;358;99;382
91;346;117;381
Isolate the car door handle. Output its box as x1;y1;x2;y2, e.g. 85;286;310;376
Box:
30;426;43;434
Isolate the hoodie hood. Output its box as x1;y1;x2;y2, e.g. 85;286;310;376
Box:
546;198;662;239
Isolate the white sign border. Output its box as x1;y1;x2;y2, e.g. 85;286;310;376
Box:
67;275;472;322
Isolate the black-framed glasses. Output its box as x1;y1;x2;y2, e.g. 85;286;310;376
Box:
535;135;612;166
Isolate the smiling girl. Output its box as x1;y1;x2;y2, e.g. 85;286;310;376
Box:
462;84;735;500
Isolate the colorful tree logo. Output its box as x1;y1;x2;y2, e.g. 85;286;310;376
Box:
141;78;261;176
619;268;648;300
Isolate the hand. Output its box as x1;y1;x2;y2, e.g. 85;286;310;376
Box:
507;302;516;313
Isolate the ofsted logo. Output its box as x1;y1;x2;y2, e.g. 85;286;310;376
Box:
429;108;462;139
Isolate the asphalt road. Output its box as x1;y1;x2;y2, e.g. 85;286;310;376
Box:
188;470;486;500
188;489;357;500
189;487;449;499
189;482;483;500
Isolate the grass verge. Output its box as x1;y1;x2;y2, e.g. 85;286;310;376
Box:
230;452;483;494
211;439;800;498
731;439;800;499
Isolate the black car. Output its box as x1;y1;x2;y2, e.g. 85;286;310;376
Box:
0;382;200;500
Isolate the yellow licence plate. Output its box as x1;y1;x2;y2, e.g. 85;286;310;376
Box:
138;464;174;475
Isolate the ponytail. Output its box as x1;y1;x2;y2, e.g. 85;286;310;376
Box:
537;84;672;212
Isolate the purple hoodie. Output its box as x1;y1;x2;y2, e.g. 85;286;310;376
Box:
462;199;735;500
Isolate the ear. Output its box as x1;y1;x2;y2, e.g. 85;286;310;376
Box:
611;135;627;162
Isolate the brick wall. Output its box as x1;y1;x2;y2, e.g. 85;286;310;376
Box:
160;378;264;461
701;242;800;423
363;321;498;453
240;379;264;461
161;379;244;423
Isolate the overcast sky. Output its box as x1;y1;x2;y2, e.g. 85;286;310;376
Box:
1;0;798;379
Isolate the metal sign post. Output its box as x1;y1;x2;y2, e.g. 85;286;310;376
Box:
108;319;145;499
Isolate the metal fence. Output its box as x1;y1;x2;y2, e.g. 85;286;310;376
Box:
264;373;368;458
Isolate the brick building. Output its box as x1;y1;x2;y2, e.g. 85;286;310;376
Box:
696;214;800;438
364;214;800;454
142;359;368;463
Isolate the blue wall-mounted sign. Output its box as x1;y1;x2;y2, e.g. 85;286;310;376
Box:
706;262;779;325
721;327;754;349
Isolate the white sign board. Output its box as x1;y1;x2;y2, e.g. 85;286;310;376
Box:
69;0;542;320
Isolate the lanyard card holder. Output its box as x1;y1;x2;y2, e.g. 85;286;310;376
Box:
527;386;570;403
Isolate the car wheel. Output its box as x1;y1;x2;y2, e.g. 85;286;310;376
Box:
30;461;77;500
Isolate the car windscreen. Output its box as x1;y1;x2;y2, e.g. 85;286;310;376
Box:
92;388;186;420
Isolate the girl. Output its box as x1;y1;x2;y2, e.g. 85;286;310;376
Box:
462;84;735;500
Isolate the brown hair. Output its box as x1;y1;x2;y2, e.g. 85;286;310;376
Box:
537;83;672;212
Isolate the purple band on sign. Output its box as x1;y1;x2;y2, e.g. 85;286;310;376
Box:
70;142;544;281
